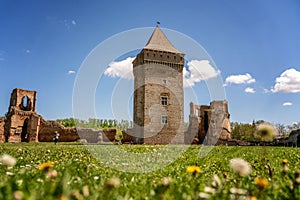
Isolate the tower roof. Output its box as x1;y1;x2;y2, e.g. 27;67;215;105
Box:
144;27;184;54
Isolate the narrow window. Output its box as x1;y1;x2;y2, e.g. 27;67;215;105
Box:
161;115;168;124
161;96;168;105
174;56;176;60
162;79;167;85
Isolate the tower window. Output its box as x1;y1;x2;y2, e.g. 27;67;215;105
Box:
161;96;168;106
161;115;168;124
174;56;176;60
153;54;156;57
160;54;162;58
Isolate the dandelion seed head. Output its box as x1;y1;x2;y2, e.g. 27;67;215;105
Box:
255;123;276;141
229;158;251;177
0;154;17;167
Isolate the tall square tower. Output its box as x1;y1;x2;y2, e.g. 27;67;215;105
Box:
132;27;185;144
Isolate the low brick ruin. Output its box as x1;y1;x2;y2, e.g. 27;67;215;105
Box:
0;88;117;143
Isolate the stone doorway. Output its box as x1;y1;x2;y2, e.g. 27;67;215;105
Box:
21;118;29;142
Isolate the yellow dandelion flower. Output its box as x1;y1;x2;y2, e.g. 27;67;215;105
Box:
282;159;288;165
38;161;54;171
186;166;201;174
254;177;268;189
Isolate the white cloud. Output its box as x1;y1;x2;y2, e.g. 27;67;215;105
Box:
25;49;31;53
68;70;76;75
244;87;255;93
271;68;300;93
104;57;135;80
225;73;256;86
283;102;292;106
104;58;219;87
183;60;220;87
72;20;76;25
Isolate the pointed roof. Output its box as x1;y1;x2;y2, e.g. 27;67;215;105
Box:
144;27;184;54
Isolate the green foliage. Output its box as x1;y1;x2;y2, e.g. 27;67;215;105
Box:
56;118;133;130
1;144;300;199
231;122;256;141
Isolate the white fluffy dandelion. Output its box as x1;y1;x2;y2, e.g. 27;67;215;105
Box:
0;154;17;167
229;158;251;177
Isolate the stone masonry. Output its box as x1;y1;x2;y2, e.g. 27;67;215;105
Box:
185;100;231;145
0;88;117;143
132;26;185;144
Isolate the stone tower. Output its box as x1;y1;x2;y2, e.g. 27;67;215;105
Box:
132;27;185;144
4;88;40;142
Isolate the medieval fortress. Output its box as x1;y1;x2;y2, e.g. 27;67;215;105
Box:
0;27;231;144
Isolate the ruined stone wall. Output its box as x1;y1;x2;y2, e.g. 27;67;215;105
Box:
0;117;5;142
186;100;231;145
9;88;36;112
38;118;79;142
122;129;133;143
38;118;117;143
205;101;231;145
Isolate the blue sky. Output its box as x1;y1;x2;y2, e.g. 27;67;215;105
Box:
0;0;300;125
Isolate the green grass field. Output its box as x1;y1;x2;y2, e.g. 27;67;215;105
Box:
1;143;300;200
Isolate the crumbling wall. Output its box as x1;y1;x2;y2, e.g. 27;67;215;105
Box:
122;129;133;143
38;118;79;142
102;128;117;142
0;117;5;142
38;118;117;143
186;100;231;145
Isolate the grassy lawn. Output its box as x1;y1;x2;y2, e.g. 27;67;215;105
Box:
1;143;300;199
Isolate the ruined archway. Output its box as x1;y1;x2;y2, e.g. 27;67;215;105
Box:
21;118;29;142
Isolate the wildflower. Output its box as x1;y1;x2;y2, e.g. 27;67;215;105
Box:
294;170;300;185
59;195;68;200
13;191;24;200
204;186;216;194
38;161;54;171
187;166;201;174
282;159;288;165
255;123;276;141
246;196;257;200
104;177;121;190
16;180;23;186
212;174;222;189
161;177;172;187
223;172;230;179
254;177;268;189
199;192;210;199
94;176;99;180
229;158;251;177
0;154;17;167
230;188;247;195
46;170;58;179
82;185;89;197
6;172;14;176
